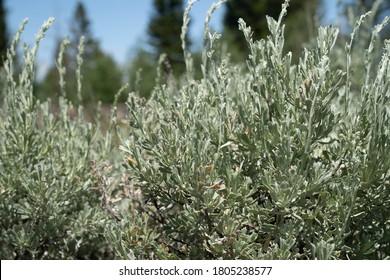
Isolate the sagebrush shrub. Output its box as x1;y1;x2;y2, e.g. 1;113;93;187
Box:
109;0;390;259
0;18;119;259
1;0;388;260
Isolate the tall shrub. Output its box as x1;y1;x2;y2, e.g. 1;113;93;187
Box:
109;0;389;259
0;19;118;259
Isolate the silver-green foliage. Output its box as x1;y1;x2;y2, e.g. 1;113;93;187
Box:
1;1;388;260
114;0;389;259
0;18;116;259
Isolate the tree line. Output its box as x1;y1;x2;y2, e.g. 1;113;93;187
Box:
1;0;389;103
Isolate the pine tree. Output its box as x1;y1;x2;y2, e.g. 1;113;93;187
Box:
70;2;99;61
147;0;190;74
223;0;320;57
40;2;122;104
85;48;123;104
0;0;8;67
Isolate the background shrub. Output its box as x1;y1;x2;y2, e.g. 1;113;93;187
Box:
0;18;119;259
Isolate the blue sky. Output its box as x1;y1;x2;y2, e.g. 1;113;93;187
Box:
5;0;340;77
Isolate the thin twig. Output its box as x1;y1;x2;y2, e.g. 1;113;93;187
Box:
91;160;122;222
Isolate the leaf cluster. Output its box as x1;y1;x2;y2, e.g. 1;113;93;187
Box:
113;1;390;259
0;19;118;259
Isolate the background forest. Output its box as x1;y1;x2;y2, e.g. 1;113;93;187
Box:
1;0;388;102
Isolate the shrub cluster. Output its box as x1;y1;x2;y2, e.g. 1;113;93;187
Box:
1;1;389;260
110;2;390;259
0;18;117;259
